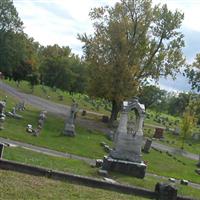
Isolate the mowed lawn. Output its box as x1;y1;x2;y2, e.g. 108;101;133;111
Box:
3;147;200;199
0;169;149;200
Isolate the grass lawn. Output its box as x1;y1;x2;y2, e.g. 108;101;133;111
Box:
0;169;148;200
0;87;112;159
3;147;200;199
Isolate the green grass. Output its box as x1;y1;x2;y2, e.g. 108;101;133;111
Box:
143;149;200;184
0;169;148;200
0;109;112;158
3;147;200;199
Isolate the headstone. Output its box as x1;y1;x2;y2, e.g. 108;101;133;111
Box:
173;127;180;136
81;110;87;116
96;159;103;167
143;138;152;153
155;183;177;200
192;133;200;140
63;102;78;136
26;124;33;133
0;101;6;130
153;128;164;139
180;179;188;185
197;155;200;167
0;143;4;159
102;98;146;178
102;116;109;123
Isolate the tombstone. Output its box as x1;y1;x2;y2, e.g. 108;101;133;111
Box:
7;106;23;119
102;98;147;178
153;128;164;139
192;133;200;141
81;110;87;116
15;101;25;111
155;183;177;200
0;143;4;159
26;124;33;133
0;101;6;130
63;102;78;136
197;155;200;167
173;127;180;136
102;115;109;123
143;138;152;153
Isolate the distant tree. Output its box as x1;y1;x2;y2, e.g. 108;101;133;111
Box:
185;53;200;91
78;0;185;123
180;101;197;149
138;85;167;109
167;93;190;116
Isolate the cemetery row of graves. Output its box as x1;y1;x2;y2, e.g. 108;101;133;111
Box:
0;84;200;199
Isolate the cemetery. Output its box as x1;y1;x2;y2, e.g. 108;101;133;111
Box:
0;86;200;199
1;0;200;199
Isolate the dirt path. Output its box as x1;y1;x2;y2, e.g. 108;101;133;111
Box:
0;81;199;161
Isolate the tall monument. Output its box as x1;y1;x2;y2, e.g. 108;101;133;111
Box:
102;98;146;178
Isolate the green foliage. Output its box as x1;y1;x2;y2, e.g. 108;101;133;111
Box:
0;0;23;32
40;45;88;93
78;0;185;122
185;53;200;91
138;85;167;109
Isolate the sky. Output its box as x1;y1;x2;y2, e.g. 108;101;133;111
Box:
12;0;200;93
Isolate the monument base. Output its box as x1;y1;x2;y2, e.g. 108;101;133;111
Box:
63;123;75;136
102;156;146;179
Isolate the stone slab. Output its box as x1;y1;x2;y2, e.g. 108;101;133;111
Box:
102;156;146;179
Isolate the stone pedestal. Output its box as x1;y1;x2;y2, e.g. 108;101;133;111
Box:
110;134;143;162
102;156;146;178
63;123;75;136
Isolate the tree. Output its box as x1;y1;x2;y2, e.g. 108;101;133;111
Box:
78;0;185;123
138;85;167;109
180;100;197;150
185;53;200;92
0;0;24;76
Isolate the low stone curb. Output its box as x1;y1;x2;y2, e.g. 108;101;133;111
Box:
0;159;196;200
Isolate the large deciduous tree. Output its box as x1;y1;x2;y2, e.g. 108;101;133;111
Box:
78;0;185;123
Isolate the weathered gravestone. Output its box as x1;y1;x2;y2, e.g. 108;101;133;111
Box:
143;138;152;153
155;183;177;200
63;102;78;136
173;127;180;136
0;143;4;159
102;98;146;178
0;101;6;130
153;128;164;139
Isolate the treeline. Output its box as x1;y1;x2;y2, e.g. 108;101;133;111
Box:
0;0;88;93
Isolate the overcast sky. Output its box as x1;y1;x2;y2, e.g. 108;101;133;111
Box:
12;0;200;92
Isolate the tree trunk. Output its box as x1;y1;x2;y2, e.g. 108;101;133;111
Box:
110;100;121;125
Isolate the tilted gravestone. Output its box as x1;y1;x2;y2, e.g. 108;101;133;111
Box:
102;98;146;178
63;102;78;136
0;101;6;130
143;138;152;153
